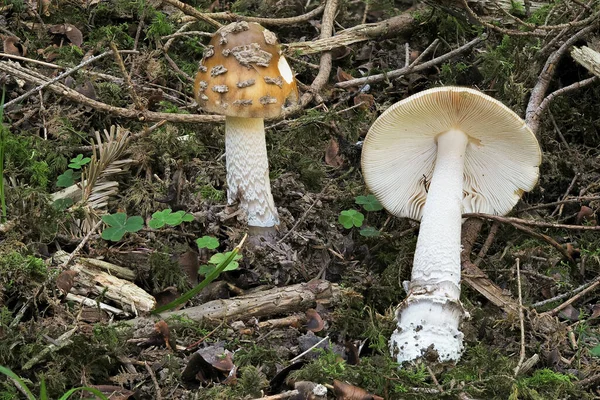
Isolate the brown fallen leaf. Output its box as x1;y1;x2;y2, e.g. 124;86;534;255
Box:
325;138;343;167
575;205;595;225
56;270;77;294
353;93;374;111
333;379;383;400
336;67;354;83
3;36;27;57
590;304;600;319
48;23;83;47
305;309;324;332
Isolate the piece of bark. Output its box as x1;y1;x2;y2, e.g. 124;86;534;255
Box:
461;218;520;315
79;257;136;280
70;262;156;314
65;293;125;315
571;46;600;78
127;280;343;325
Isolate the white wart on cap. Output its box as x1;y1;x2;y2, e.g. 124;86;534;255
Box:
361;86;542;220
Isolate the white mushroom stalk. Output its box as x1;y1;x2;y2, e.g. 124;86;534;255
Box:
392;129;468;362
361;87;541;364
225;116;278;228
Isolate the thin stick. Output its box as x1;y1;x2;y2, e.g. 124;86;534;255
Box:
514;258;526;376
551;172;579;217
110;42;145;110
144;361;163;400
161;0;222;28
474;221;499;267
183;3;327;26
0;52;61;68
290;335;330;363
541;278;600;316
517;196;600;213
532;279;599;308
249;391;300;400
463;213;600;231
61;220;102;269
3;50;138;109
335;36;483;88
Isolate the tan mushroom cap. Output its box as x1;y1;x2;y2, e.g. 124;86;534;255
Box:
361;86;542;220
194;21;298;119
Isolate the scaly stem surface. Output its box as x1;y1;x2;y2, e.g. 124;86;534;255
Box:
225;116;279;229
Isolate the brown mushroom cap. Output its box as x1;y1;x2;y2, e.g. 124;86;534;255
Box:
194;22;298;119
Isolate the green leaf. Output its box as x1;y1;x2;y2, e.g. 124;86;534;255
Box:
68;154;91;169
56;169;75;187
101;213;144;241
0;365;36;400
355;194;383;212
209;251;242;270
338;209;364;229
590;344;600;357
59;386;109;400
359;226;381;237
149;209;194;229
196;235;219;250
52;198;74;210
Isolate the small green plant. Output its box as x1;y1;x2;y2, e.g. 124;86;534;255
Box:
148;209;194;229
0;365;108;400
338;209;364;229
196;235;220;250
355;194;383;211
67;154;91;169
198;251;242;275
101;212;144;241
56;169;76;188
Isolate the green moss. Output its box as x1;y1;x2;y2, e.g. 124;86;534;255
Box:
0;251;47;292
149;250;190;292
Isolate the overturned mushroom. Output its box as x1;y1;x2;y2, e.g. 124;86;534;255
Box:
361;86;541;363
194;22;298;238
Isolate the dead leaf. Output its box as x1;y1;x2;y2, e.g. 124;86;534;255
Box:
154;320;172;350
558;304;580;322
56;270;77;293
353;93;374;110
3;37;27;57
75;80;97;100
336;67;354;84
590;304;600;319
325;138;343;167
576;205;595;225
305;309;324;332
48;24;83;47
333;379;383;400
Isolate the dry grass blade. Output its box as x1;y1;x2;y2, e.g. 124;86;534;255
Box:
78;126;133;233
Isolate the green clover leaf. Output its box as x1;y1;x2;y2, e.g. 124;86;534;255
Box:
338;209;364;229
56;169;75;187
68;154;91;169
149;209;194;229
198;251;242;275
196;236;220;250
101;213;144;241
359;226;381;237
355;194;383;212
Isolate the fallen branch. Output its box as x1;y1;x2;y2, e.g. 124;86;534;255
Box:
180;4;326;26
335;35;484;89
0;61;224;123
463;213;600;231
540;277;600;317
128;280;344;325
286;5;422;56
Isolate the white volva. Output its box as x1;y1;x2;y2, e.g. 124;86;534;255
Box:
225;117;279;228
390;129;468;362
361;86;541;365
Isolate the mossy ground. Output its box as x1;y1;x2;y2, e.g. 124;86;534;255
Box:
0;0;599;398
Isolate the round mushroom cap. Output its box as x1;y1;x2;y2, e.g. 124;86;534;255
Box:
194;22;298;119
361;86;542;221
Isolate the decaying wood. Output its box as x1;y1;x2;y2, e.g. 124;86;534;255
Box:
65;293;125;315
55;251;155;314
572;46;600;77
286;6;422;56
461;218;520;315
128;280;343;325
79;258;137;281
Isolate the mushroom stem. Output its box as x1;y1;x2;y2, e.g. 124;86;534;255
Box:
390;129;468;363
225;116;279;229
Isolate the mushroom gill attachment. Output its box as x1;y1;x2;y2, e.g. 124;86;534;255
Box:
194;21;298;119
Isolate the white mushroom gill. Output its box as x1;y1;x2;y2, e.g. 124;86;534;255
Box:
390;129;468;363
225;116;279;228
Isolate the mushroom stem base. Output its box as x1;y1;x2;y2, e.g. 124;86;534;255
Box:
225;116;279;229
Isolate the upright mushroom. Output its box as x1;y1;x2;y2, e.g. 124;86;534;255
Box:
194;22;298;237
361;87;541;363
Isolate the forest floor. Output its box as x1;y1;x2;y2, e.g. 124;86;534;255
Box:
0;0;600;399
